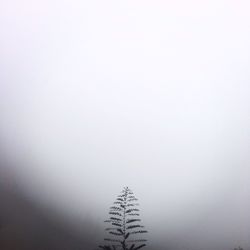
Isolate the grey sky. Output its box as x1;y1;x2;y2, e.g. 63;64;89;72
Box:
0;1;250;249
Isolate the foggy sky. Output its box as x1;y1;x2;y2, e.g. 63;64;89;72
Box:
0;1;250;249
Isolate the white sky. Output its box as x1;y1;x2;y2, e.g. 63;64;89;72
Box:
0;1;250;249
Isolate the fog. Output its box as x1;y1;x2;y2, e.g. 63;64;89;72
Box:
0;1;250;249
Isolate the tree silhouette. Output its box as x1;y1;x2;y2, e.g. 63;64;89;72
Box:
234;247;243;250
99;187;148;250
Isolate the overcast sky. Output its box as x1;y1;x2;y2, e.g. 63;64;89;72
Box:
0;1;250;249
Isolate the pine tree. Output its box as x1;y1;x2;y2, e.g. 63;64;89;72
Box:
99;187;148;250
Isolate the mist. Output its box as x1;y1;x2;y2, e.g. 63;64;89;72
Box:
0;1;250;249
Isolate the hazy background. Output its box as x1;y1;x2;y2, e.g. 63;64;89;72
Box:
0;0;250;249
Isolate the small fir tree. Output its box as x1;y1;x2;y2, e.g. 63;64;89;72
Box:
99;187;148;250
